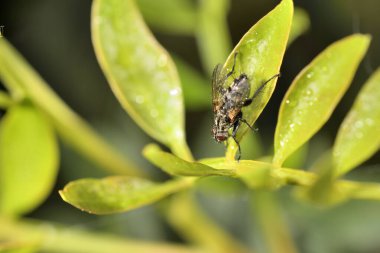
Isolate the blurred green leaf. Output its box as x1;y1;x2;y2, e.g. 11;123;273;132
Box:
224;0;293;160
0;39;142;177
173;56;211;110
143;144;235;177
196;0;232;72
288;7;310;46
274;34;370;166
333;68;380;177
136;0;197;35
60;176;192;214
0;104;58;216
92;0;192;160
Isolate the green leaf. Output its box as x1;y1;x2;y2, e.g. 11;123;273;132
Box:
0;104;58;216
288;7;310;46
274;34;370;166
59;176;192;214
92;0;192;160
136;0;197;35
332;68;380;177
224;0;293;160
143;144;235;177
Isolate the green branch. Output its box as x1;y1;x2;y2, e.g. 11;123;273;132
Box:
0;39;144;177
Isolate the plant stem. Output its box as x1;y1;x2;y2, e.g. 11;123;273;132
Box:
0;39;144;177
196;0;232;73
0;217;203;253
166;191;250;253
251;191;298;253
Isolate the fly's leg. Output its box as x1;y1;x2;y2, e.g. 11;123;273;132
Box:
243;73;281;106
234;111;255;132
224;52;239;81
231;115;242;161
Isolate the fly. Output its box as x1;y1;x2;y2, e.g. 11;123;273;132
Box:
211;52;280;160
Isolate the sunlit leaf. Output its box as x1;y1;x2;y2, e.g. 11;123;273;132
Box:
0;104;58;216
92;0;192;160
143;144;235;177
60;176;192;214
274;34;370;165
333;68;380;177
136;0;197;35
224;0;293;159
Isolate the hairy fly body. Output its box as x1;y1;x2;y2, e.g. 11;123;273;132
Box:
211;53;280;160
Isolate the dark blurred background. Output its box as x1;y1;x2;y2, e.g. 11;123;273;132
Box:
1;0;380;252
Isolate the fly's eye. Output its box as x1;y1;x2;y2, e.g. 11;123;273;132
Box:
216;133;228;142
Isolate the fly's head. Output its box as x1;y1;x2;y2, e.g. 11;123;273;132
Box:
212;112;230;143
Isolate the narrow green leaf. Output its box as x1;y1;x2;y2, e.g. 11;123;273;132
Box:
92;0;192;160
288;7;310;46
60;176;192;214
143;144;235;177
224;0;293;160
333;68;380;177
136;0;197;35
0;104;58;216
274;34;370;166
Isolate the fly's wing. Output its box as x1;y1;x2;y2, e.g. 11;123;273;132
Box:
211;64;223;113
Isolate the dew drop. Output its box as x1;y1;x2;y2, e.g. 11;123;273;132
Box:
306;72;313;79
355;132;364;139
354;120;364;129
150;109;159;118
157;54;168;67
365;118;374;126
135;95;144;104
169;88;179;96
